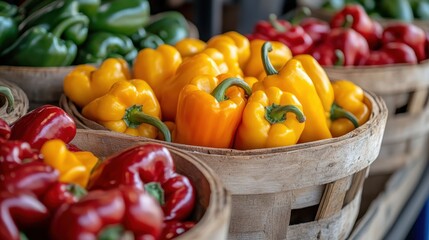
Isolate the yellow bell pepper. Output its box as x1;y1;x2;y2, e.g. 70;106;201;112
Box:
41;139;98;187
175;76;252;148
64;58;131;107
253;42;332;143
207;35;243;76
159;53;221;121
133;44;182;98
234;86;305;150
330;80;370;137
222;31;250;69
174;38;207;58
293;54;334;117
82;79;171;141
243;39;292;78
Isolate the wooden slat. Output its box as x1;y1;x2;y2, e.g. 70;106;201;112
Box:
344;167;369;205
316;176;351;220
408;89;428;114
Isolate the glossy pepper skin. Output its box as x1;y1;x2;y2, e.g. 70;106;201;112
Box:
0;2;19;53
364;42;418;65
131;27;164;50
0;139;41;174
19;0;100;19
174;38;207;58
252;16;291;39
161;221;196;240
88;144;195;221
64;58;130;107
75;31;137;65
0;86;14;115
243;39;292;78
0;117;11;139
42;182;86;212
0;17;84;67
300;17;330;45
133;44;182;97
380;0;414;21
330;4;382;49
207;34;243;76
159;53;221;121
40;139;98;188
0;191;49;240
82;80;171;141
175;76;252;148
330;80;370;137
10;105;76;150
234;86;305;150
254;42;332;143
382;23;427;62
312;28;370;66
145;11;189;45
50;186;164;240
89;0;150;36
19;0;90;45
222;31;251;69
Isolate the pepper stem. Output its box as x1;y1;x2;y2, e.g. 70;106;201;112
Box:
145;182;165;206
52;15;89;38
287;7;312;25
124;105;171;142
211;77;252;102
269;14;286;32
66;183;87;200
265;104;306;124
342;14;354;28
330;103;359;128
262;41;278;75
20;232;28;240
334;49;345;66
0;86;14;113
98;225;133;240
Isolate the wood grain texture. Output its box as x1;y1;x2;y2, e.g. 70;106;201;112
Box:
0;78;28;124
71;134;231;240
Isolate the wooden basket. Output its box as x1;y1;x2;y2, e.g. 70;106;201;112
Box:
348;142;428;239
0;78;29;124
71;130;231;240
324;60;429;175
61;91;388;239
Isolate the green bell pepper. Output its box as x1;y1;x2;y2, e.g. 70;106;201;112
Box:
131;28;164;50
75;31;137;65
19;0;100;18
19;0;90;45
0;16;84;67
144;11;189;45
410;0;429;19
89;0;150;36
0;1;19;53
379;0;414;21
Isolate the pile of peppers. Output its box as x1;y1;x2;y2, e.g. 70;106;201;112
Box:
248;5;429;66
64;30;371;150
0;0;190;67
0;104;197;239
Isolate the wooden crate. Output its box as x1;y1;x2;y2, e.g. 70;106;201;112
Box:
61;91;387;239
348;144;428;239
0;78;28;124
71;131;231;240
324;61;429;175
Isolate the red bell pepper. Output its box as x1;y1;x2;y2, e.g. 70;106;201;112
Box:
0;191;49;240
161;221;196;240
253;16;291;39
50;186;164;240
0;161;59;198
312;28;369;66
88;144;196;221
0;86;14;114
0;139;41;174
42;182;86;212
330;4;382;49
0;117;10;139
9;105;76;149
300;17;330;45
364;42;418;65
382;23;427;62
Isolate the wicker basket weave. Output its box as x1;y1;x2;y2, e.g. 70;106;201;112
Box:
0;78;28;124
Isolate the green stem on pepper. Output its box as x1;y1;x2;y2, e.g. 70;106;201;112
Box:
211;77;252;102
265;103;306;124
330;103;359;128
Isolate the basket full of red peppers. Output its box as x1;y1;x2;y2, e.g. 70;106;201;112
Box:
247;4;429;66
0;105;229;240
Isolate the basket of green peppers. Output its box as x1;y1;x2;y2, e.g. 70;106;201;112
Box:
0;0;197;103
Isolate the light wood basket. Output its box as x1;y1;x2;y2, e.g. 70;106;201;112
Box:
324;60;429;175
71;130;230;240
61;91;388;240
0;78;29;124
